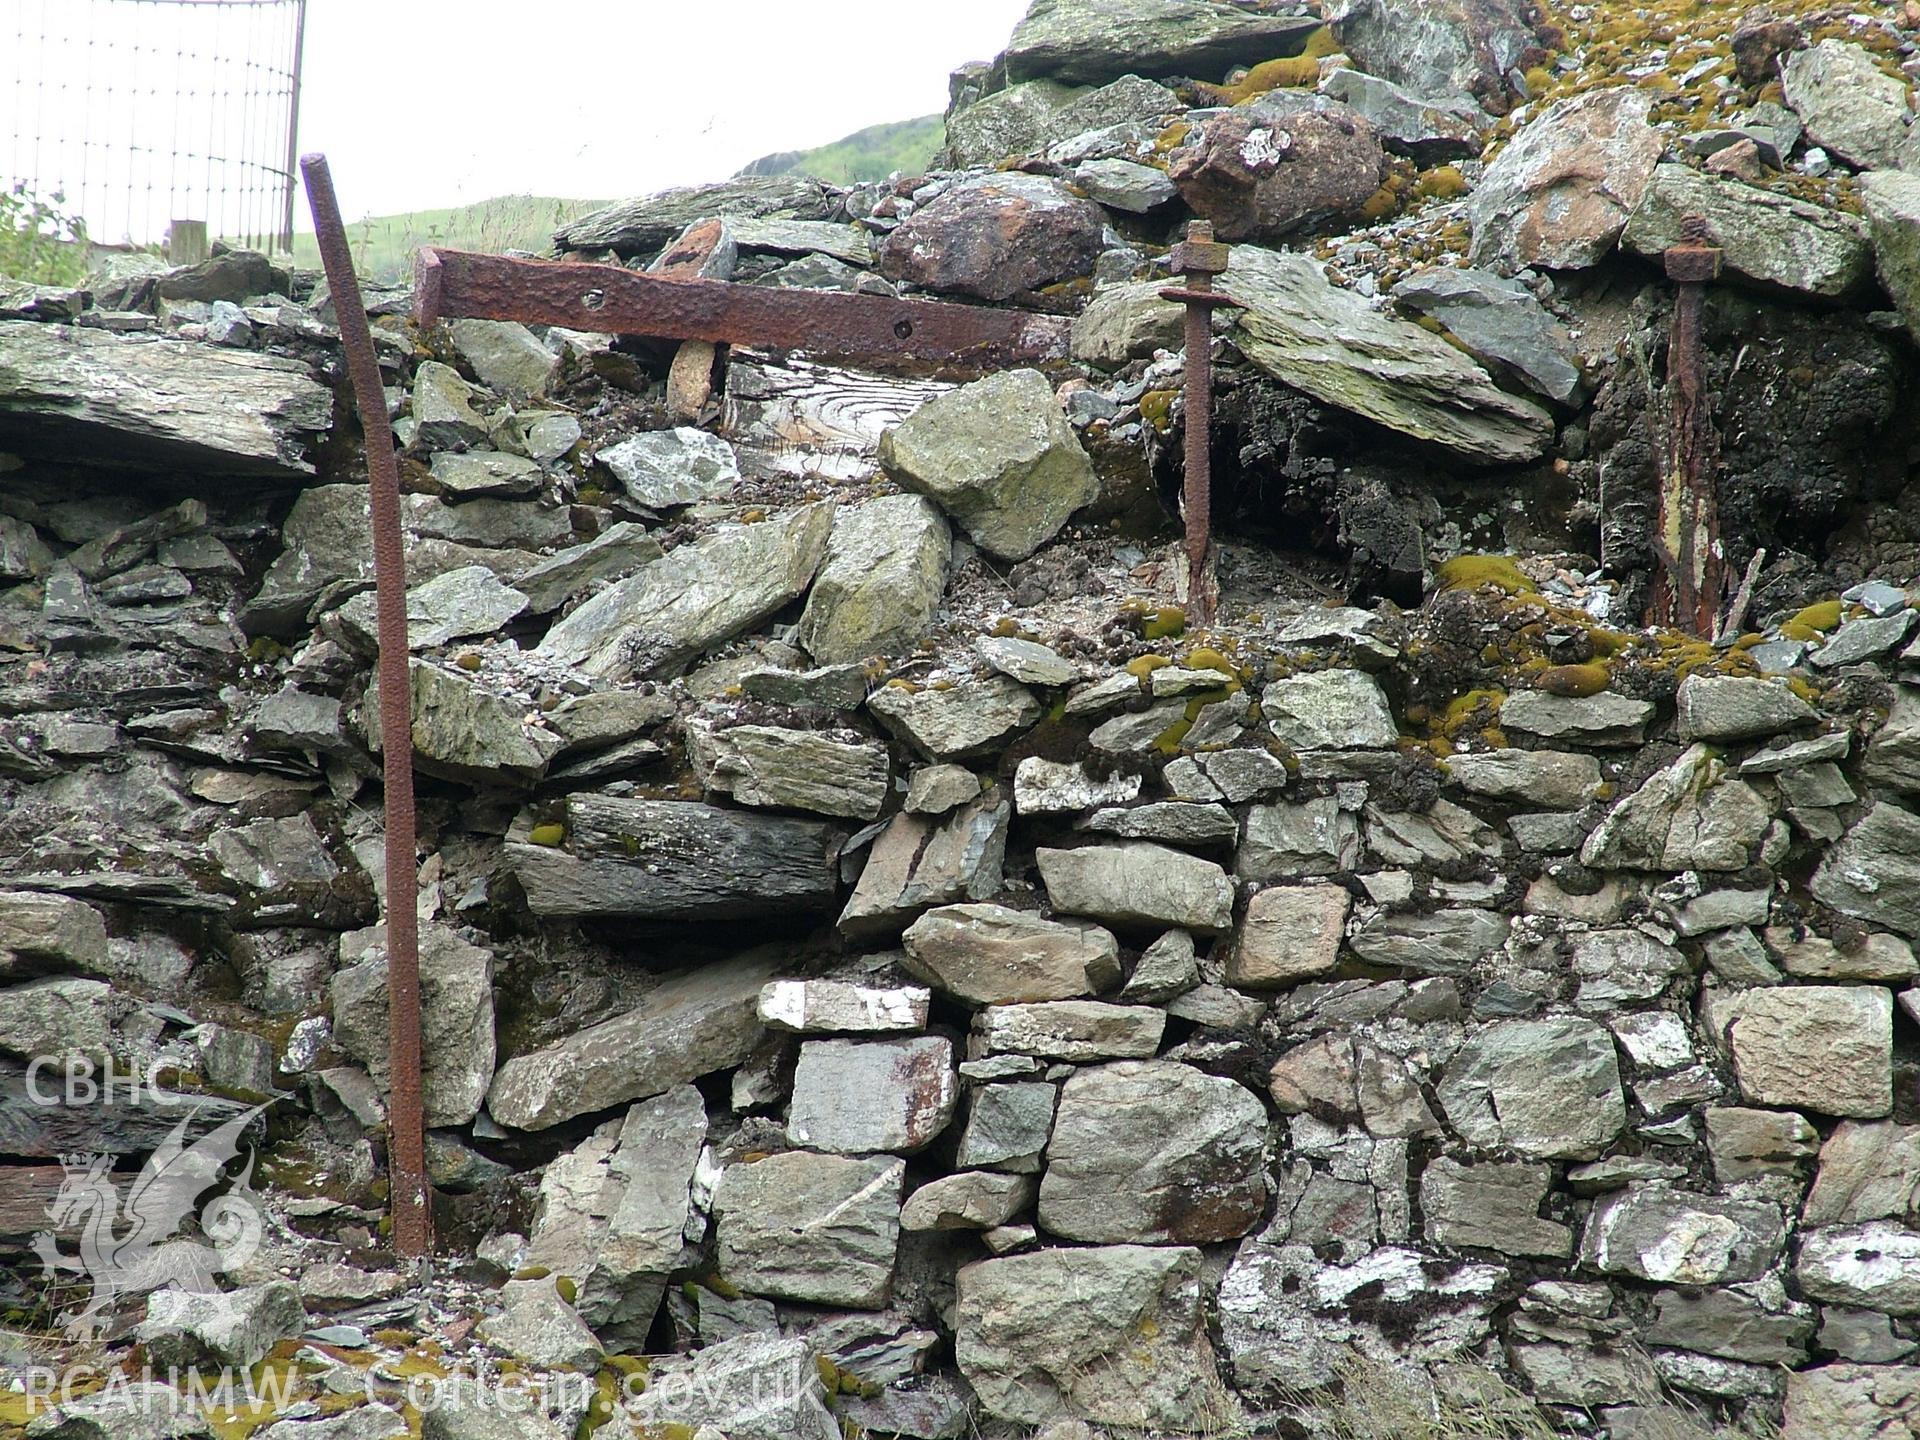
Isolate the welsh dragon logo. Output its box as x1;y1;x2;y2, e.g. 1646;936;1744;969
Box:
30;1101;271;1341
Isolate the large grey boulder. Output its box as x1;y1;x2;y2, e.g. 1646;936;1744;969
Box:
487;948;778;1130
595;427;740;509
1436;1017;1626;1159
902;903;1120;1005
448;317;559;399
426;449;543;499
525;1086;707;1343
1645;1287;1814;1365
0;321;331;478
1500;689;1654;746
1349;907;1510;974
1071;280;1187;366
956;1082;1058;1171
1580;1184;1787;1284
1720;985;1892;1118
1580;744;1771;871
972;1000;1166;1061
839;796;1009;939
1804;1119;1920;1227
946;78;1080;167
1623;163;1872;299
1320;67;1484;160
686;721;890;820
868;674;1042;758
1444;748;1601;808
1074;156;1178;213
1783;1365;1920;1440
947;74;1180;168
1858;687;1920;802
335;565;529;652
0;891;108;976
241;483;371;635
18;1383;214;1440
474;1276;603;1369
1268;1034;1438;1137
536;503;833;679
901;1170;1034;1231
1219;1240;1506;1392
420;1388;568;1440
1001;0;1322;86
796;495;950;665
1863;171;1920;342
328;924;495;1127
1261;668;1398;749
514;522;663;615
1674;673;1819;741
787;1036;957;1153
1222;246;1552;464
1239;797;1363;878
136;1282;305;1368
879;369;1097;560
1796;1224;1920;1315
1036;843;1235;934
1329;0;1540;113
1039;1060;1268;1244
1467;87;1660;272
554;175;838;254
1230;884;1350;987
367;661;564;787
713;1150;904;1307
954;1244;1229;1428
626;1334;839;1440
1421;1158;1570;1258
409;362;489;450
1391;266;1583;404
509;796;841;922
0;976;109;1063
1781;39;1920;172
1812;802;1920;939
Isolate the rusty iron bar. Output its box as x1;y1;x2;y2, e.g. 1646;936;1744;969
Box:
416;247;1073;371
1651;213;1725;637
301;154;431;1260
1161;220;1242;626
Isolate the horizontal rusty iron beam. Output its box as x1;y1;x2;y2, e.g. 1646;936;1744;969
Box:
415;248;1072;370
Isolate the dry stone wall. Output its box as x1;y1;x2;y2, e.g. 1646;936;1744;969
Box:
7;0;1920;1435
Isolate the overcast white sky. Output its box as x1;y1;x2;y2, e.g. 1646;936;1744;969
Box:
300;0;1033;221
2;0;1030;243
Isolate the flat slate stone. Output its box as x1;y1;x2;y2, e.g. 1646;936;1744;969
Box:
713;1150;904;1308
1223;246;1552;465
509;796;841;921
0;320;331;477
487;948;778;1130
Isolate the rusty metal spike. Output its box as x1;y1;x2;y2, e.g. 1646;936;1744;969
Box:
301;154;431;1260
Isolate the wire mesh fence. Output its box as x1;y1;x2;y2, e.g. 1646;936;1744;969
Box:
3;0;306;255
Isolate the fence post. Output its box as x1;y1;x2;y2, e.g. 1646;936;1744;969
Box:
168;220;210;267
281;0;309;254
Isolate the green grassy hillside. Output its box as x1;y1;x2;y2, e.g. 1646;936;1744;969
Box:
288;194;608;284
280;114;943;284
740;114;944;185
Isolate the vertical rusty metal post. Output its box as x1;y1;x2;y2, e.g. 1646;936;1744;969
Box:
1161;221;1240;625
300;154;431;1260
1651;214;1725;637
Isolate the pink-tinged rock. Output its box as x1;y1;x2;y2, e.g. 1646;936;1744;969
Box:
1170;94;1388;244
786;1036;958;1153
1467;87;1661;272
877;174;1105;303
